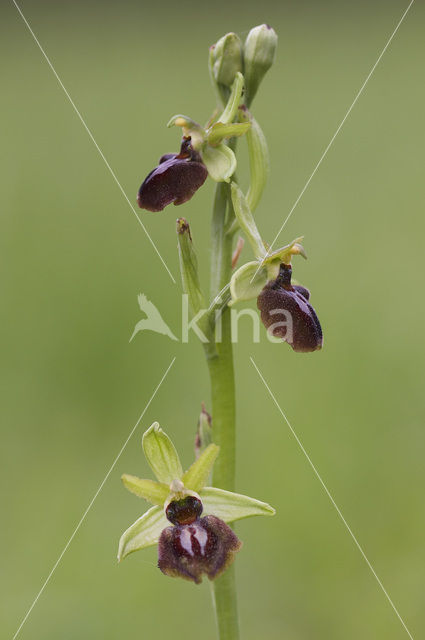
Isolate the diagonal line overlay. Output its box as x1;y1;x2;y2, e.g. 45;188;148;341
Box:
250;356;414;640
12;0;176;284
12;357;176;640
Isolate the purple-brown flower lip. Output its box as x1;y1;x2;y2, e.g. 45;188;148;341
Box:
137;136;208;212
257;263;323;352
158;514;242;585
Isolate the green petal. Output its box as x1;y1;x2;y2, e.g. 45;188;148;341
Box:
207;122;251;147
218;71;244;124
200;487;275;523
231;182;266;259
182;444;220;492
117;505;168;561
201;144;236;182
121;475;170;506
142;422;183;484
229;260;268;306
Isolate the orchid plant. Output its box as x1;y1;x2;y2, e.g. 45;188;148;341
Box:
119;24;322;640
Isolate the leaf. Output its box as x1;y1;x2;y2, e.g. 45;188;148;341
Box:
207;122;251;147
182;444;220;492
201;144;236;182
200;487;275;523
117;506;168;561
229;260;268;305
230;182;266;259
121;475;170;506
218;71;245;124
142;422;183;484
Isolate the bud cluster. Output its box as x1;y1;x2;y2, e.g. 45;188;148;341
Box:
209;24;278;106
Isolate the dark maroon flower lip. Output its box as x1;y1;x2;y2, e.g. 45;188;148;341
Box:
158;514;242;585
257;263;323;352
137;136;208;212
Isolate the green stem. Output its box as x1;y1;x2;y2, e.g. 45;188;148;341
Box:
205;182;239;640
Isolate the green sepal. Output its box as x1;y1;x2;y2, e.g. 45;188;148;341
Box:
229;260;268;305
142;422;183;484
121;475;170;506
207;122;250;147
117;505;168;561
201;144;236;182
200;487;275;523
182;443;220;492
218;72;244;125
239;108;269;212
230;182;266;258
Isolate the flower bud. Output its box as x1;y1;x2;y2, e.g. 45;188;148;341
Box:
243;24;278;106
137;137;208;212
209;33;243;103
158;514;241;584
257;263;323;352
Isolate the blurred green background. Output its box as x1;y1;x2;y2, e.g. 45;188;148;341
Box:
1;0;424;638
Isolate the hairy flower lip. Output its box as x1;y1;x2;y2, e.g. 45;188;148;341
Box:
257;263;323;352
158;515;242;585
137;137;208;212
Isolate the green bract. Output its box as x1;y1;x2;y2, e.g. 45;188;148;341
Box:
118;422;275;562
238;107;269;212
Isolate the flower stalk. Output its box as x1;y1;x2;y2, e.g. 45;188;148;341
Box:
207;184;239;638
